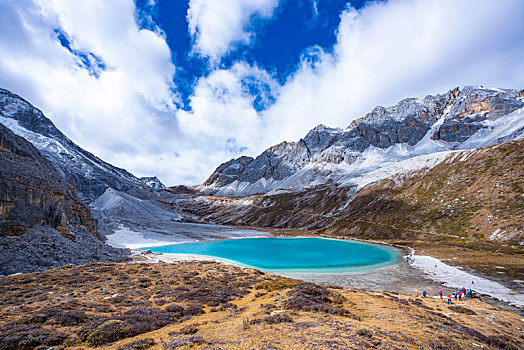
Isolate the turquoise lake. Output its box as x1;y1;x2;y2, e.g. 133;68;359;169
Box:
140;237;399;272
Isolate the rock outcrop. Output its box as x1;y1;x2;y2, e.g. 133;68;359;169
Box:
0;122;128;274
0;123;95;236
140;176;166;189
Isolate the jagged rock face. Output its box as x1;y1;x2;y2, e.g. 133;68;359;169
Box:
203;86;524;193
0;123;96;236
0;89;147;201
433;86;524;143
140;176;166;189
204;156;254;186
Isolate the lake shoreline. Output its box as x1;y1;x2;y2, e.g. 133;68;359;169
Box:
131;235;523;313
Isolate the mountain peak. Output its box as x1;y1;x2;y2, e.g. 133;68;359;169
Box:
140;176;166;189
201;86;524;196
0;87;147;201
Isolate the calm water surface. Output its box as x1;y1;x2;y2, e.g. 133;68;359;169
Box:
141;237;398;272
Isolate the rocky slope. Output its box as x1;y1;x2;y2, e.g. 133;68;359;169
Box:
199;86;524;196
0;123;127;275
0;88;148;201
0;123;96;236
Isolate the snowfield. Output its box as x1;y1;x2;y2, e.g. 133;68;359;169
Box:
411;254;524;307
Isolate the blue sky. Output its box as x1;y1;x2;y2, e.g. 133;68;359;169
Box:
0;0;523;186
137;0;367;110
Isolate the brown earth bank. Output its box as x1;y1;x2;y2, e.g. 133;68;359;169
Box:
1;262;523;350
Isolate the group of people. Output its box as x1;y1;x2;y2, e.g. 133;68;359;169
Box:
415;287;478;305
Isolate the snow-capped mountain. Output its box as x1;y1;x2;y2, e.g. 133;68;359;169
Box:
0;88;148;201
140;176;166;189
199;86;524;196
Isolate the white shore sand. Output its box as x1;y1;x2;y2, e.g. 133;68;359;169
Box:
410;254;524;308
130;247;523;310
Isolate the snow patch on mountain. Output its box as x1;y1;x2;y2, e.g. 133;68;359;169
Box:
201;87;524;196
0;116;66;154
459;108;524;149
0;88;149;200
140;176;166;189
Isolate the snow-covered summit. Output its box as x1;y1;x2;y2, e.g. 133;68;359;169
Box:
200;86;524;196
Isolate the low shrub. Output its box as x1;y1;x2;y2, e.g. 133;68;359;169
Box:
183;305;205;316
284;283;348;316
0;324;67;350
165;304;184;317
86;320;133;346
167;335;204;348
117;337;155;350
175;288;235;306
448;305;477;315
27;307;87;326
250;313;293;325
255;279;301;292
180;324;198;334
78;308;177;345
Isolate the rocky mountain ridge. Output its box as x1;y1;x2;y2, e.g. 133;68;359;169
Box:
0;88;149;201
199;86;524;196
0;123;95;236
190;139;524;244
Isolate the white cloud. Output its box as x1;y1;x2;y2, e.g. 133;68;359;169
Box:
261;0;524;145
0;0;184;184
177;62;279;167
187;0;279;61
0;0;523;187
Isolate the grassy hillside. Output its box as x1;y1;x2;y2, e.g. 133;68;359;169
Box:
1;262;522;349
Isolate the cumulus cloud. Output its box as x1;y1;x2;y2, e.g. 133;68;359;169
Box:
187;0;279;60
177;62;279;166
0;0;184;184
0;0;523;187
261;0;524;145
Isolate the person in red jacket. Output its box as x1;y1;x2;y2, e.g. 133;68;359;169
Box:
447;294;452;305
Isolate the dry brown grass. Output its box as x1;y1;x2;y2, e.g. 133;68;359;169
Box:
0;262;522;349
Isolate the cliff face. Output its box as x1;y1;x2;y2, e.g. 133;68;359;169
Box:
0;123;129;275
200;86;524;195
0;123;96;236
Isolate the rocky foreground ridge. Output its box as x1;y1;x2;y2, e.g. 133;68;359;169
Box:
200;86;524;196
